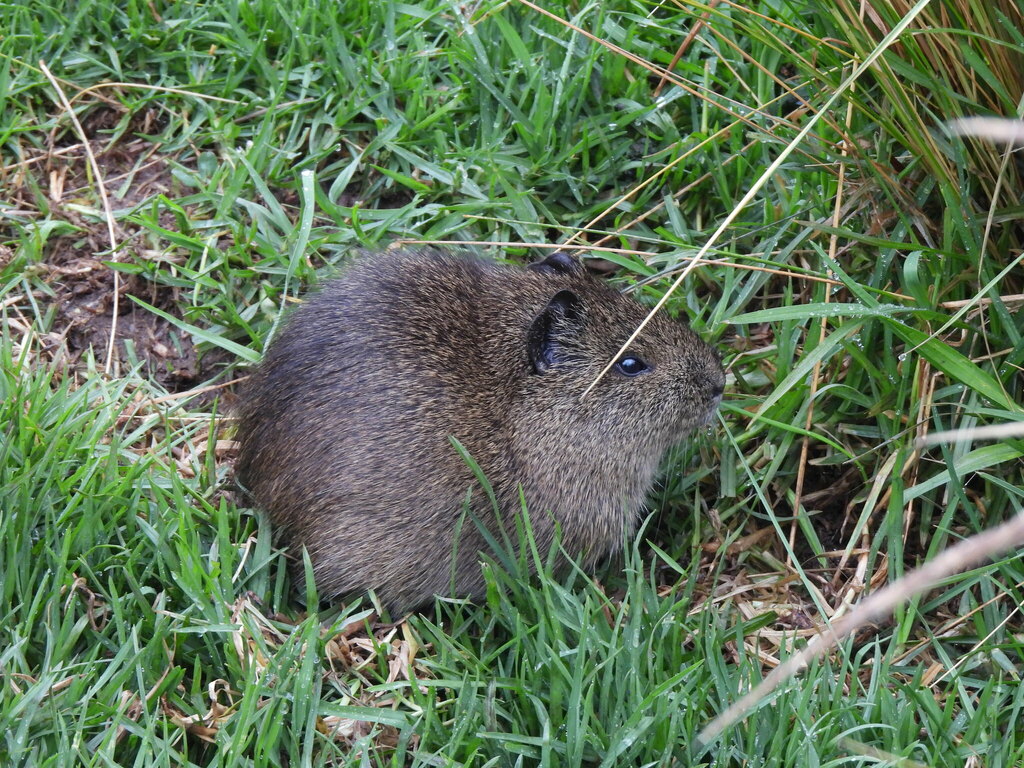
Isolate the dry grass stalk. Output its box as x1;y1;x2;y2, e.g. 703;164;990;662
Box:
696;509;1024;747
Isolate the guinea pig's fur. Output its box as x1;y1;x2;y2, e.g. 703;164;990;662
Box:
235;249;725;612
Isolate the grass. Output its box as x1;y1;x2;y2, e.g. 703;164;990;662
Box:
1;0;1023;765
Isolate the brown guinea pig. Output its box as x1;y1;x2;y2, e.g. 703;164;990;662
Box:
235;249;724;613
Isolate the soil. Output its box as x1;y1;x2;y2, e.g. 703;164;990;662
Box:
3;106;229;391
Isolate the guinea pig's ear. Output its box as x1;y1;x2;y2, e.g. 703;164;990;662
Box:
528;290;583;374
528;251;585;276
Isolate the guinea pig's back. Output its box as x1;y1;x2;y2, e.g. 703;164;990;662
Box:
234;251;510;600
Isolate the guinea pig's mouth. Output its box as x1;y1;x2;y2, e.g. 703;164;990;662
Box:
686;391;723;430
675;402;719;435
705;373;726;423
701;398;721;427
708;398;723;426
709;394;723;415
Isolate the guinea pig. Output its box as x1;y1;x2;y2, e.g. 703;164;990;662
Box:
235;248;724;613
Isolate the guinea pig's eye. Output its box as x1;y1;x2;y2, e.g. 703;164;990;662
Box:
615;356;650;377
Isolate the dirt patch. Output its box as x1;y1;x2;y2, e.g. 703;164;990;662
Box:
3;105;230;390
52;254;211;389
